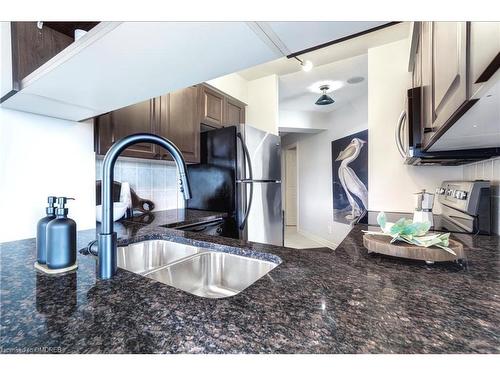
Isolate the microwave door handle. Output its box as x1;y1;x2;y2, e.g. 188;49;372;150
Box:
395;110;407;158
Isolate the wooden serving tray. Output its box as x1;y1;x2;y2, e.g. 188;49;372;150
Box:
363;233;465;263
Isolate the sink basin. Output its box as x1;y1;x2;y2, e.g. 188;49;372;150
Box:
145;252;278;298
117;240;203;275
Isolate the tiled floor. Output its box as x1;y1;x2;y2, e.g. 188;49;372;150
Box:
284;226;323;249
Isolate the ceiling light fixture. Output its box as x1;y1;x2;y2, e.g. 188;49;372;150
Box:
315;85;335;106
294;57;313;72
308;80;343;94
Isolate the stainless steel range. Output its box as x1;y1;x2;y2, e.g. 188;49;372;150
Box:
436;180;491;234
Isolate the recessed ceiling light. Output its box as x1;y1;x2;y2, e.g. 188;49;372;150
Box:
347;76;365;84
308;80;343;94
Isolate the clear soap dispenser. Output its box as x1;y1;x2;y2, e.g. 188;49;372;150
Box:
46;197;77;271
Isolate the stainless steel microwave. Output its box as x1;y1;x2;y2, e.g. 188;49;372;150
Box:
395;87;499;166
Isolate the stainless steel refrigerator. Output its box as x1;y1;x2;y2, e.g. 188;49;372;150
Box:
186;124;283;246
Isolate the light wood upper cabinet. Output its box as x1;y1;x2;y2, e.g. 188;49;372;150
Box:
469;22;500;94
431;22;468;130
200;85;225;128
421;22;470;148
414;21;500;151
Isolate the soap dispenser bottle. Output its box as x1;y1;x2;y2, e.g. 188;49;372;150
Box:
36;196;57;264
46;197;77;270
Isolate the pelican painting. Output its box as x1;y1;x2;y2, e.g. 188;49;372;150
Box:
332;131;368;224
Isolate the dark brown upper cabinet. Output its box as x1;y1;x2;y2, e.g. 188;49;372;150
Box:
94;84;245;163
199;84;246;129
158;87;200;163
225;96;246;126
95;99;159;159
200;85;225;128
9;22;98;85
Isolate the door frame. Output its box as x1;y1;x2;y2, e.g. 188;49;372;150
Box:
283;142;299;230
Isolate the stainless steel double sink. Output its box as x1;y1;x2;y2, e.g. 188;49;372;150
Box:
116;240;278;298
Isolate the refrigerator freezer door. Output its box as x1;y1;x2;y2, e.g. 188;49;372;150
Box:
242;125;281;181
246;181;283;246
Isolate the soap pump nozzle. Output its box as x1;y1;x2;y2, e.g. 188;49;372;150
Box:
46;196;57;215
56;197;75;217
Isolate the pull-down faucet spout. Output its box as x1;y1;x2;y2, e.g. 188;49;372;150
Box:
98;133;191;279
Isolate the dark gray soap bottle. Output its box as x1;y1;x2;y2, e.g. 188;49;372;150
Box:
36;196;57;264
46;197;77;269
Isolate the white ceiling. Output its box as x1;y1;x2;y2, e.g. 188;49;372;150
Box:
239;22;409;81
279;54;368;113
263;21;387;55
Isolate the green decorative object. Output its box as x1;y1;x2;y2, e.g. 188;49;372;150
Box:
363;212;456;256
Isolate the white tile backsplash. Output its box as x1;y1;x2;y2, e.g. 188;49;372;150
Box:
462;156;500;234
96;157;181;211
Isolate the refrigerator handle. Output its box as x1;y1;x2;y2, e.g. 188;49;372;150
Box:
237;132;254;231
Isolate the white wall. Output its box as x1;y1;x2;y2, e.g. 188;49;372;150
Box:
279;109;329;131
206;73;248;104
281;96;368;248
367;39;462;215
0;108;96;242
247;74;280;135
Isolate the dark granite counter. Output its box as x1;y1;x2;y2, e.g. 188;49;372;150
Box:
1;212;499;353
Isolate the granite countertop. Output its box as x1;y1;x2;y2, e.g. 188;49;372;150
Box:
1;209;499;354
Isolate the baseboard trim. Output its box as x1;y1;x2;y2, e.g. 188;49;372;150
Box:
297;229;338;250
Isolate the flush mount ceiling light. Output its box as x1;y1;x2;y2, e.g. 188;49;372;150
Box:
315;85;335;106
308;80;343;94
294;57;313;72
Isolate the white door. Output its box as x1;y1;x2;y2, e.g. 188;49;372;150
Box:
285;148;297;226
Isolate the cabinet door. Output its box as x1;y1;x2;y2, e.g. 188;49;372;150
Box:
431;22;468;130
159;87;200;163
200;85;224;128
225;97;245;126
469;22;500;94
421;22;434;134
96;99;159;159
412;31;422;89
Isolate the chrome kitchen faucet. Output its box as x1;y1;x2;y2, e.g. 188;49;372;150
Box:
98;133;192;279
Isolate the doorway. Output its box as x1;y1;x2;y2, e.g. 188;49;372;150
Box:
283;143;323;249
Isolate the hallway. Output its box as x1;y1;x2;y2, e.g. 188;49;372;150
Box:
284;225;323;249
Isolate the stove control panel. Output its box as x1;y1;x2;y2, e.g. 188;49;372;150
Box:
437;180;490;215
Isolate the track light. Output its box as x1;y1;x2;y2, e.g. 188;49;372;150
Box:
294;57;313;72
